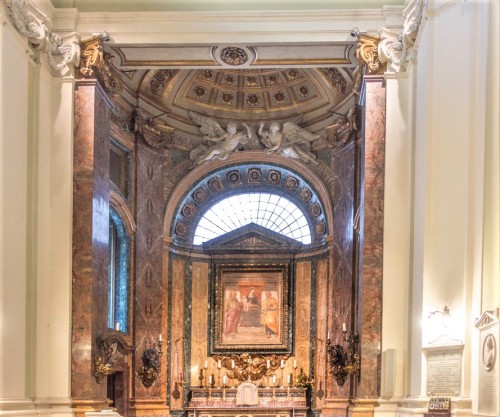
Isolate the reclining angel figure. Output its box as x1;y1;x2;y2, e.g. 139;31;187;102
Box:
258;121;321;165
189;111;252;165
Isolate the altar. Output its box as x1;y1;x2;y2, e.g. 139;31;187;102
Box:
187;387;309;417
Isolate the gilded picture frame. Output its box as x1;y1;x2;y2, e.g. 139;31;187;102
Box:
210;264;291;353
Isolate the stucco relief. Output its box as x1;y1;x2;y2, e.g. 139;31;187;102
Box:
6;0;80;75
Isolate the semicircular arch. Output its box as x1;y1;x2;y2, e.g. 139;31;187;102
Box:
163;152;333;248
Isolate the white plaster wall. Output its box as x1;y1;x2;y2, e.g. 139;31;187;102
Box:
384;1;497;416
0;10;32;407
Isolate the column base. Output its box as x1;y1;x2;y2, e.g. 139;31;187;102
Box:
347;398;379;417
71;399;112;417
321;398;349;416
129;399;169;416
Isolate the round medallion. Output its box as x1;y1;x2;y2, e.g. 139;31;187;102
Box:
192;187;207;203
248;168;262;183
268;170;282;185
285;176;299;192
220;47;248;66
202;70;215;80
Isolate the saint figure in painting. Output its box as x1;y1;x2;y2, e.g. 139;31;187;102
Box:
261;291;279;338
239;288;261;327
224;290;242;337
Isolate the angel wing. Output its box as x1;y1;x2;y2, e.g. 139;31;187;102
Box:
282;121;321;145
189;111;226;140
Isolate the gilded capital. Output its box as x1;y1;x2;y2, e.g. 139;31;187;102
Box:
79;35;122;95
355;34;385;75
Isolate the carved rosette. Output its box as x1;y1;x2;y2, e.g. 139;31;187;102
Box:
6;0;80;75
79;36;122;95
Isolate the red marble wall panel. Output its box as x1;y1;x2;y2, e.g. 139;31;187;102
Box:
133;136;166;399
328;140;356;398
314;258;328;408
170;258;186;410
72;82;111;399
358;77;385;398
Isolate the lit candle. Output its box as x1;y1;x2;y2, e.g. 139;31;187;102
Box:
342;322;347;332
231;360;235;369
266;359;270;368
217;359;222;369
293;360;297;369
115;322;120;331
204;360;208;369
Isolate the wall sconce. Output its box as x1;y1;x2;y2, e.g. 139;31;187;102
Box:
428;305;450;321
94;336;119;383
137;337;163;388
327;324;360;386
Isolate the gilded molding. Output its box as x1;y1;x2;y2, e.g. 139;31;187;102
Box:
355;34;384;75
6;0;80;75
378;0;425;72
79;35;122;95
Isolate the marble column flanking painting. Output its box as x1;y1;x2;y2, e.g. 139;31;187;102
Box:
130;134;168;416
71;81;112;415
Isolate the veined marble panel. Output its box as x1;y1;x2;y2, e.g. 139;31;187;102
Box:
295;261;311;378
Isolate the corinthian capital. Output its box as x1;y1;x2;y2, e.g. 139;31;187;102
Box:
6;0;81;75
377;0;425;73
355;34;385;75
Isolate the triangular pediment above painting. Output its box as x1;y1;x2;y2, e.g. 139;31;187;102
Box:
202;223;302;254
475;308;500;331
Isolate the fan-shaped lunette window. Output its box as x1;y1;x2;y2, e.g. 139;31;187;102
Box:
193;193;311;245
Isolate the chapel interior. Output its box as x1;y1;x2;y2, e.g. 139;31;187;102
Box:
0;1;499;417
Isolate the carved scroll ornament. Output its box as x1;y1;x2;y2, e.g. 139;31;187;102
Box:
355;34;383;75
79;35;122;95
6;0;80;75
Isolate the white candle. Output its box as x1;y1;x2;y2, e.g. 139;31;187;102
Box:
217;359;222;369
293;360;297;369
272;375;276;384
159;333;162;342
266;359;270;368
115;322;120;331
231;360;235;369
327;331;330;340
281;359;285;368
209;375;213;384
223;375;227;385
204;360;208;369
342;322;347;332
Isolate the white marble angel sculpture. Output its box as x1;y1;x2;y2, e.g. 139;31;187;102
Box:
258;121;320;165
189;111;252;165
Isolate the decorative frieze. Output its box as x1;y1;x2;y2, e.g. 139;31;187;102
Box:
6;0;80;75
